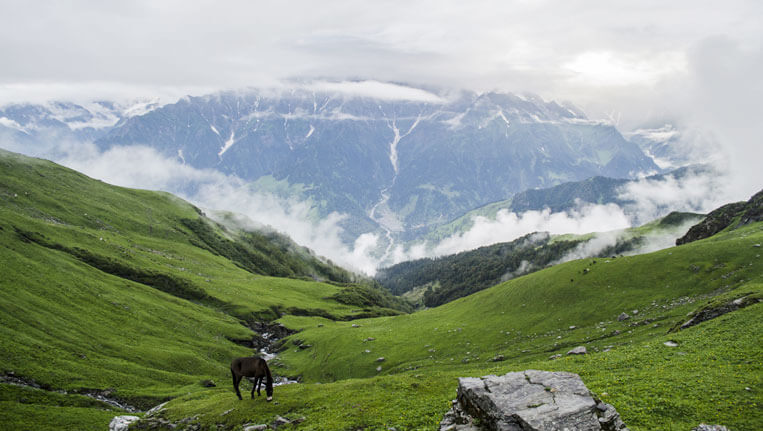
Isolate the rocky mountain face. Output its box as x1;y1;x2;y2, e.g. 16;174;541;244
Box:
90;88;658;241
1;86;661;253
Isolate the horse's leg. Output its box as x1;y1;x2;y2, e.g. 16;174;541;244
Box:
257;376;263;396
232;369;243;400
252;377;262;399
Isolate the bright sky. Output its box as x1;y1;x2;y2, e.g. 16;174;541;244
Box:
0;1;758;111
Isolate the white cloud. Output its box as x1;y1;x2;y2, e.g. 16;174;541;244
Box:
303;80;444;103
617;170;730;224
564;50;687;87
421;202;631;258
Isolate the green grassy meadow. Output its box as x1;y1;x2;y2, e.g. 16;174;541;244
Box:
0;149;760;430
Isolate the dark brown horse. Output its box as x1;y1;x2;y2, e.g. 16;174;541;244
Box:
230;356;273;401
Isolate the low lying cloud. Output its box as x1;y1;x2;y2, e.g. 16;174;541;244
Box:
391;167;733;268
402;202;632;260
302;80;445;103
618;169;731;224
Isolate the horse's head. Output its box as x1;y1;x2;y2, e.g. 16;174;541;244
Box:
266;379;273;401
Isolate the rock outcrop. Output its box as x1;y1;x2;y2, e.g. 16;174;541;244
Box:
671;294;761;332
676;189;762;245
439;370;628;431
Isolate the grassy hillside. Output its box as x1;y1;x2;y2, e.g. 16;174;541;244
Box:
140;222;761;430
1;149;760;430
378;211;702;308
0;150;401;430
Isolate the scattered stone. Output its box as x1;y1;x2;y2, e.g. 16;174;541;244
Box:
109;416;140;431
243;425;268;431
364;337;376;342
220;408;234;416
376;357;386;362
145;401;169;417
617;312;630;321
439;370;629;431
272;416;291;428
490;354;505;362
200;379;216;387
663;341;679;347
632;309;639;315
549;354;562;360
317;324;323;327
569;325;577;330
376;366;382;372
363;349;371;353
351;324;361;328
567;346;587;355
691;425;729;431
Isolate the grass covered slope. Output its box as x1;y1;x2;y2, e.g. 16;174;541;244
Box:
378;211;703;309
280;223;762;382
0;149;398;429
144;222;761;430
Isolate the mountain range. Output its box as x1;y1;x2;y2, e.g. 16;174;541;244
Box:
1;86;662;256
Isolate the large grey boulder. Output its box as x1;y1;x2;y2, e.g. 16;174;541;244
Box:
439;370;628;431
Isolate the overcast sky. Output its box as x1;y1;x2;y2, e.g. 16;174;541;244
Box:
0;1;758;113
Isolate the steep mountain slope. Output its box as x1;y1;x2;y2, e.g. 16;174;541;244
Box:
0;149;406;429
91;88;658;240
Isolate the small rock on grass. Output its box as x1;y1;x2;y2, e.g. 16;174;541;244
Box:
567;346;587;355
691;425;729;431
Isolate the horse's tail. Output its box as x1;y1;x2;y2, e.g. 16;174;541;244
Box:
264;360;274;401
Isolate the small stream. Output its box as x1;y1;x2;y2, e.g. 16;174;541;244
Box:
1;372;140;413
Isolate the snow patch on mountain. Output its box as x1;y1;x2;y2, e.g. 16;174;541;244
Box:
218;131;236;157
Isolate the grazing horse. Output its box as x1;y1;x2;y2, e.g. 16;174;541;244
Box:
230;356;273;401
